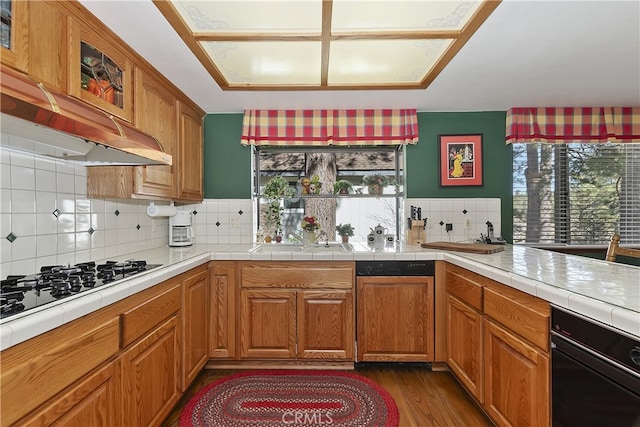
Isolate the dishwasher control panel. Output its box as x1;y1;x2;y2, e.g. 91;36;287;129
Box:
355;261;435;276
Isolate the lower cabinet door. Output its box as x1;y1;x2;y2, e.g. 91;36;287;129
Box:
483;318;550;427
239;289;296;359
446;293;483;402
297;290;354;360
119;315;181;427
20;362;117;427
357;276;434;361
182;267;209;391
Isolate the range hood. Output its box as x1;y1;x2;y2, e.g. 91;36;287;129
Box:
0;65;172;166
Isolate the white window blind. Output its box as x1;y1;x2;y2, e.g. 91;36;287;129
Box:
513;143;640;245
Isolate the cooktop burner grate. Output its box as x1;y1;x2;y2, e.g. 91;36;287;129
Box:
0;260;162;319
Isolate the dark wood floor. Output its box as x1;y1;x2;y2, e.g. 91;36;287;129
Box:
163;365;493;427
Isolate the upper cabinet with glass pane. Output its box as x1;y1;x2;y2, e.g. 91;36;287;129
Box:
68;17;133;122
0;0;28;72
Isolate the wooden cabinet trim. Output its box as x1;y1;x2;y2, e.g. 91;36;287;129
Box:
445;266;484;311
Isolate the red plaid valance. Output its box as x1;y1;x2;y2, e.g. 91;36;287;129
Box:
240;109;419;146
506;107;640;144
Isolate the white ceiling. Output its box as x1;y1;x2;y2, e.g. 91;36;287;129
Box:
79;0;640;114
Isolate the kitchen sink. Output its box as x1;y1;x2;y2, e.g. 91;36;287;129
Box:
251;243;349;253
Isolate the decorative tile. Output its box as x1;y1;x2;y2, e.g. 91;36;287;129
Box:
6;232;16;243
216;221;221;226
114;210;120;216
88;227;94;235
238;210;244;215
136;224;140;230
192;210;198;215
52;208;61;218
462;209;467;214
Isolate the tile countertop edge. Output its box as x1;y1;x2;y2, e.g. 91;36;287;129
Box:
443;253;640;339
0;252;212;351
2;244;639;351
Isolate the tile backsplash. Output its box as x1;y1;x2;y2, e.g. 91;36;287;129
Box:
1;147;502;275
404;198;502;243
0;147;255;276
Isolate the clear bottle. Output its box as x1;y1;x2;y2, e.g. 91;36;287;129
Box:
256;227;264;243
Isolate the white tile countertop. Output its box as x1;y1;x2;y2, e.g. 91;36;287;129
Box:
1;243;638;351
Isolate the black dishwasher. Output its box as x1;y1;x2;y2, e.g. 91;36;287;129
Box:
355;260;435;277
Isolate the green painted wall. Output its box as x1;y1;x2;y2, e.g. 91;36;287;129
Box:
203;114;252;199
407;111;512;241
203;111;512;241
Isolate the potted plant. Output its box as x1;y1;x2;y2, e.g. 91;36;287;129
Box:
336;223;355;243
333;180;353;195
262;177;295;238
362;174;390;196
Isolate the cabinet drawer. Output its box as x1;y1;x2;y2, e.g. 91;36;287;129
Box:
121;280;181;347
240;262;354;289
446;264;485;311
1;312;120;426
484;283;550;351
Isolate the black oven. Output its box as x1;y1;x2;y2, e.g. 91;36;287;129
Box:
551;306;640;427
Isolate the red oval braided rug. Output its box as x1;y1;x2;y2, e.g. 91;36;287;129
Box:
179;370;399;427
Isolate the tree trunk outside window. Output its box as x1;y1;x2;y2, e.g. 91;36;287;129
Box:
305;153;337;240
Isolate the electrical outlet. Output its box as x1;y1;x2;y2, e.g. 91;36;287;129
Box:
446;223;453;232
465;219;472;229
230;216;241;227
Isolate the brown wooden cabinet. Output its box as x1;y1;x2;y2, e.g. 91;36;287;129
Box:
0;0;28;72
0;310;120;426
483;318;549;427
446;294;483;401
177;100;203;201
181;265;210;391
26;1;69;92
133;67;177;199
445;264;486;402
238;261;355;361
119;314;181;427
118;279;181;426
444;263;551;427
240;288;297;359
20;362;117;427
209;261;238;359
357;276;434;362
68;17;133;121
297;290;354;359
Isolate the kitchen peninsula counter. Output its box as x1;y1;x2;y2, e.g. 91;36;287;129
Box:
1;243;638;351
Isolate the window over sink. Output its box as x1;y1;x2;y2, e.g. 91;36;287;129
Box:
253;146;405;243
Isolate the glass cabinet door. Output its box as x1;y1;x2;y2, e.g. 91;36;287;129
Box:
68;18;133;122
0;0;27;71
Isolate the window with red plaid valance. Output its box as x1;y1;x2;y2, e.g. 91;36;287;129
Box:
240;109;419;146
506;107;640;144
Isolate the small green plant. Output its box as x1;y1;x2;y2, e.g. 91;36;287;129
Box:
333;180;353;194
262;176;295;234
336;223;355;237
362;174;390;187
263;176;295;199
